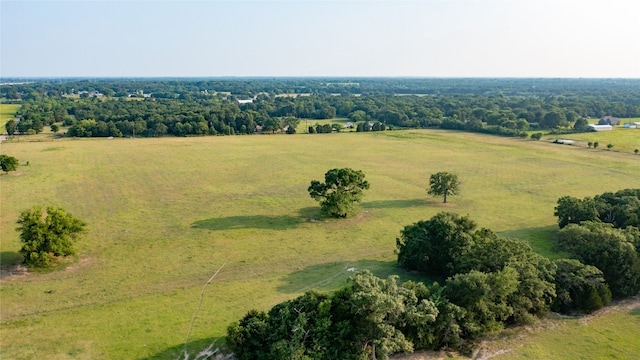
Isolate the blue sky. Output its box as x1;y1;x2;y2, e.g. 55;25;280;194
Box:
1;0;638;78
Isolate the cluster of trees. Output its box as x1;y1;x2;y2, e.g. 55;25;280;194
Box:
356;121;386;132
554;189;640;229
308;123;340;134
229;209;620;359
4;78;640;139
228;186;635;359
396;213;558;327
554;189;640;299
556;222;639;299
227;272;440;359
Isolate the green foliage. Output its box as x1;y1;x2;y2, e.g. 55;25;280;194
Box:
227;271;439;360
455;235;557;323
5;118;17;135
552;259;611;314
554;196;599;228
554;189;640;229
397;212;556;333
396;212;477;277
607;143;613;150
0;154;19;173
16;206;87;266
573;118;590;132
557;222;640;298
540;110;568;129
594;189;640;228
227;309;270;360
443;268;519;337
530;132;543;140
308;168;370;218
427;172;460;203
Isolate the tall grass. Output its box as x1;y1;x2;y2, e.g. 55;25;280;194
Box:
1;130;639;359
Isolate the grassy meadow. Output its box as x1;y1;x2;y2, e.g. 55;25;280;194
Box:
0;103;21;133
1;130;640;359
544;119;640;154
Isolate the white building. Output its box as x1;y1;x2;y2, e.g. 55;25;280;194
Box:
588;124;613;131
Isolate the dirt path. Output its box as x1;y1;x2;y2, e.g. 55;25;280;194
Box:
391;295;640;360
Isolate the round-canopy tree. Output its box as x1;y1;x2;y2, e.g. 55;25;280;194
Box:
427;172;460;203
0;154;19;174
308;168;370;218
16;205;87;266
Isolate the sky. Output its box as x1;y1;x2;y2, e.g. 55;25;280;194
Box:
1;0;639;78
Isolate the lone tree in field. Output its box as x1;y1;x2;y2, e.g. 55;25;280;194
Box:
0;154;19;174
427;172;460;203
16;206;87;266
308;168;370;218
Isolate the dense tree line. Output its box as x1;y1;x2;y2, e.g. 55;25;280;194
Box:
3;78;640;139
3;77;640;99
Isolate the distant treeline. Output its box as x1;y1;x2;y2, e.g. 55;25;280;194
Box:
3;78;640;138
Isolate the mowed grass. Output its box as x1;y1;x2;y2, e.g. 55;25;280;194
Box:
1;130;640;359
0;103;21;133
544;119;640;154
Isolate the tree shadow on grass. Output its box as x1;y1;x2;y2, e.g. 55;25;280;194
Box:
497;225;569;260
0;251;22;266
191;207;323;231
361;198;427;209
276;259;433;294
0;252;23;278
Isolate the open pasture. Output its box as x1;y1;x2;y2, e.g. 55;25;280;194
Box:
0;103;20;133
547;121;640;154
1;130;640;359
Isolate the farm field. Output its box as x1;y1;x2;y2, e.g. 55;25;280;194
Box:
0;103;20;133
1;130;640;359
545;119;640;154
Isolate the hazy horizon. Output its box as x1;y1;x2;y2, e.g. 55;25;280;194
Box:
1;0;639;78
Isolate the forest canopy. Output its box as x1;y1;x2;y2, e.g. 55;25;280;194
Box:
2;78;639;138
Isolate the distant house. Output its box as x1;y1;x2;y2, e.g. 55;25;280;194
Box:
598;116;620;126
623;122;640;129
237;99;254;104
588;124;613;131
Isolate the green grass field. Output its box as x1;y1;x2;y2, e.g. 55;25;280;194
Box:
478;298;640;359
0;103;21;133
544;118;640;154
1;130;639;359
